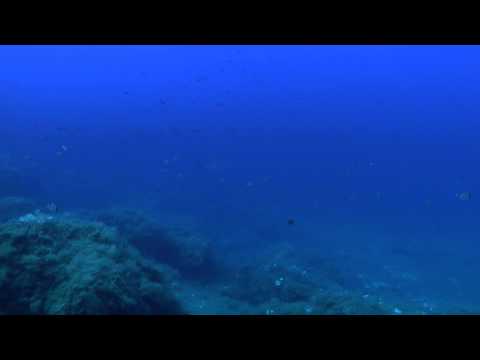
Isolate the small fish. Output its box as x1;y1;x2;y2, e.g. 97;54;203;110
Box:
457;192;472;201
287;218;295;225
46;203;58;213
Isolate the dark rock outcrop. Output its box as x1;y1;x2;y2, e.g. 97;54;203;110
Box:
96;208;221;281
0;213;183;314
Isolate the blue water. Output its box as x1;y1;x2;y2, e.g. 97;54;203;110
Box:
1;45;480;314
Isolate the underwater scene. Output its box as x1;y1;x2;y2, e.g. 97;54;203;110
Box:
0;45;479;315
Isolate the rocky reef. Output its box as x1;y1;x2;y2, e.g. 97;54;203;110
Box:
0;212;183;314
219;257;389;315
0;201;441;315
95;208;221;281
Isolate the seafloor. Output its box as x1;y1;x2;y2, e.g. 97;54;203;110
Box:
0;191;477;315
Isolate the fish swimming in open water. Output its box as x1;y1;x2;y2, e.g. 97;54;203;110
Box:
456;192;472;201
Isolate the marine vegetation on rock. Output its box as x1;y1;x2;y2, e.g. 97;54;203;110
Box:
95;208;222;281
218;242;392;315
0;212;184;314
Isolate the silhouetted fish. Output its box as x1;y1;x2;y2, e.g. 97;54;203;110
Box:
457;192;472;201
46;203;58;213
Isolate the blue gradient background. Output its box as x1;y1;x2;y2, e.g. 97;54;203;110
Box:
1;45;479;308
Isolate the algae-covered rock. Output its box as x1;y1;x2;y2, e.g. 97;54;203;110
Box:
0;213;183;314
0;197;37;222
220;250;391;314
95;208;221;281
256;289;388;315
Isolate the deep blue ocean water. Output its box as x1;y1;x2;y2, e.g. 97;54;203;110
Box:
1;45;480;314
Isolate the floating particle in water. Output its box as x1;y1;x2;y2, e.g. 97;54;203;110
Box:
393;307;403;315
456;192;472;201
287;218;295;225
195;76;208;83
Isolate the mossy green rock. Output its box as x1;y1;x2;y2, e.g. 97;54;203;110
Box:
0;214;183;314
95;208;220;280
